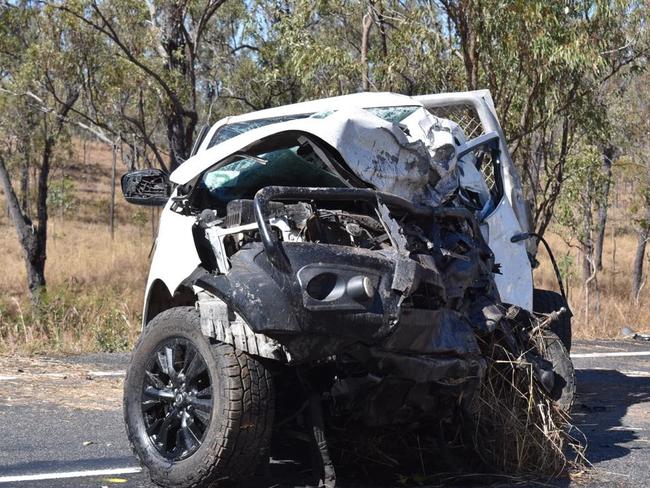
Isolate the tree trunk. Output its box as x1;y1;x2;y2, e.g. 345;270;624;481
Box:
110;142;117;239
534;116;571;239
594;145;615;271
0;89;77;307
166;110;194;170
580;174;594;284
632;205;650;301
632;155;650;301
20;154;29;216
159;3;197;171
0;153;47;304
361;9;373;91
631;227;648;302
443;2;479;90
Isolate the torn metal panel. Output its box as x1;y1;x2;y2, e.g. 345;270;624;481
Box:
196;291;285;361
400;107;462;205
382;308;481;356
391;257;418;294
314;108;434;205
484;197;534;310
371;351;486;385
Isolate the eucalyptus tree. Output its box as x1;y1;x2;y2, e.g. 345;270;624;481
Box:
0;2;80;304
612;70;650;301
437;0;648;239
213;0;645;246
211;0;464;111
55;0;228;171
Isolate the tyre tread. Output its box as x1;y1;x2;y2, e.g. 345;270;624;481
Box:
123;307;274;488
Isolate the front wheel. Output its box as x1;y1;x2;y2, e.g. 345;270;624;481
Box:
124;307;274;487
536;331;575;412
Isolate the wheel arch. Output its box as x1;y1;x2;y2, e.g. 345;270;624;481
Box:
143;279;197;328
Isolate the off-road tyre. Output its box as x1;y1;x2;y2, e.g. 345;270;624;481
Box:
533;288;572;352
123;306;275;488
538;330;576;412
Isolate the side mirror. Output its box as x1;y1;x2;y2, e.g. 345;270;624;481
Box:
121;168;170;206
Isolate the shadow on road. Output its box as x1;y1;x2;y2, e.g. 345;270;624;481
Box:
236;369;650;488
573;369;650;464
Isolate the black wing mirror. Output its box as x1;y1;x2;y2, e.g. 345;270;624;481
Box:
121;168;170;206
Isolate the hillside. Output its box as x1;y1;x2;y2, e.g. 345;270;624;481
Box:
0;141;151;352
0;140;647;353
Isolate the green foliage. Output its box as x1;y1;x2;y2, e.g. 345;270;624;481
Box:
93;310;131;353
609;69;650;230
557;254;576;289
556;144;611;242
48;177;79;215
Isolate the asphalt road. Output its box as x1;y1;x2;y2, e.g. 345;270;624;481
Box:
1;340;649;488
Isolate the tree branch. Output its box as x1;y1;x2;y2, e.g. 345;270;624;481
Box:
50;1;185;115
0;87;112;145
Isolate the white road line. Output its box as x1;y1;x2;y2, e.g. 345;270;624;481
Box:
0;467;142;483
621;370;650;377
87;371;126;377
0;376;17;381
571;351;650;358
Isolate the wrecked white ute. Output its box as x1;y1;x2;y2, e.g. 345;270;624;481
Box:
120;91;573;488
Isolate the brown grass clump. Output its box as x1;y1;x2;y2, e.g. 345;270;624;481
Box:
0;217;151;353
472;340;585;478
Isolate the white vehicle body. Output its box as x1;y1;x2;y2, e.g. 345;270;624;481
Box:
142;90;533;327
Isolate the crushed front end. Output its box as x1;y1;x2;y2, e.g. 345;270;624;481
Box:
123;96;576;487
189;183;505;426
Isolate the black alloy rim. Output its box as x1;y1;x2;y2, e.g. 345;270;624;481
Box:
141;338;213;460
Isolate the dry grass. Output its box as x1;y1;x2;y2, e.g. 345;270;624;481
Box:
0;216;150;298
534;231;647;339
0;138;645;352
0;216;151;353
0;139;156;353
472;332;583;477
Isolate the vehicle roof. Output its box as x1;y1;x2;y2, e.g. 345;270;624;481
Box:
197;92;423;154
225;92;421;122
171;115;371;185
176;91;501;187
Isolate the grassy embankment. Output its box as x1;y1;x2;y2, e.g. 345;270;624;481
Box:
0;142;645;353
0;141;151;353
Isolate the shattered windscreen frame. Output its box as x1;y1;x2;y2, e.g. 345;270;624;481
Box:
193;138;350;210
207;106;421;148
